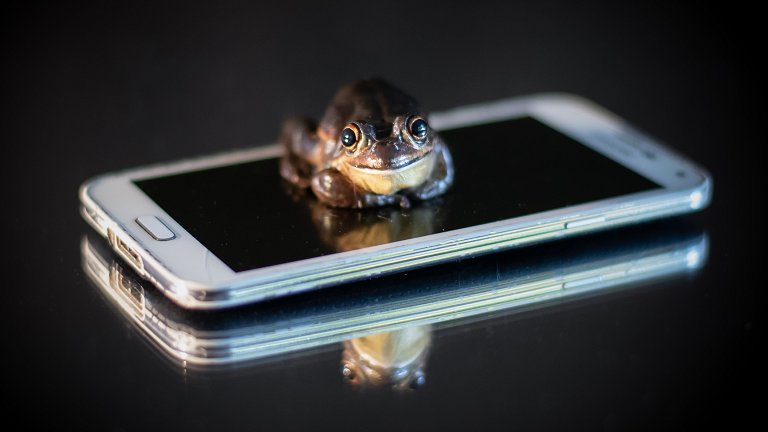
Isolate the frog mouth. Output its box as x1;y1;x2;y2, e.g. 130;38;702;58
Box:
342;152;436;195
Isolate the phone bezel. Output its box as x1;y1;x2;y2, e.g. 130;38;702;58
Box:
80;93;712;309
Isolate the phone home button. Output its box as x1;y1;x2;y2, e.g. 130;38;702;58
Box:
135;216;176;241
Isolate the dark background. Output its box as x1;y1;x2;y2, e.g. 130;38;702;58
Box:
2;1;762;430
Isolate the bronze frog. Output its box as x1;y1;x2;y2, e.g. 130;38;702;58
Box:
279;79;453;208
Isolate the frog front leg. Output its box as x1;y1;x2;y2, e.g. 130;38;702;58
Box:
311;169;410;208
279;117;319;188
407;142;454;201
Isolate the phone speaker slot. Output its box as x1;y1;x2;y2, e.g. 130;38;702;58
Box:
107;228;143;271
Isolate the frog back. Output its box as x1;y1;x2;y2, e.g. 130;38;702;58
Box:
319;78;422;138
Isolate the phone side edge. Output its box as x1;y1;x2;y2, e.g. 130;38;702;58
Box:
83;222;708;367
216;185;707;309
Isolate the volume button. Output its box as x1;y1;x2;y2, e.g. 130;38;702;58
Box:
565;216;606;230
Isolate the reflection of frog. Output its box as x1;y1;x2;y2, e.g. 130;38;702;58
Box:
287;193;438;388
341;326;431;390
279;79;453;208
310;199;443;252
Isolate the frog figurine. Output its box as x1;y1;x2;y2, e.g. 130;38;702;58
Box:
279;79;454;208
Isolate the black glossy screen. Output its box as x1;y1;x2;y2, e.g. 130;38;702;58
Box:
135;117;660;271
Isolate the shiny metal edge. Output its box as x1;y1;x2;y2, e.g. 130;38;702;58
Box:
82;231;708;366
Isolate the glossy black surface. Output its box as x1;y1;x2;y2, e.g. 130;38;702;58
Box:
136;117;657;271
4;2;759;430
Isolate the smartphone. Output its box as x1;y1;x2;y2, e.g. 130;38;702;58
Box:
81;222;708;369
79;94;712;309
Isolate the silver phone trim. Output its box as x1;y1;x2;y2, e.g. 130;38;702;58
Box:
82;230;708;367
80;93;712;309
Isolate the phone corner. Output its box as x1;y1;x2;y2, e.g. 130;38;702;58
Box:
527;92;596;108
690;168;714;211
526;92;627;125
149;269;240;311
78;172;113;206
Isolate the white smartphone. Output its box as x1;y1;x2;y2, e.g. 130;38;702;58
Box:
79;94;712;309
81;222;708;368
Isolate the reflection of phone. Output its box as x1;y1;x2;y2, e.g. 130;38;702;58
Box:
80;94;711;308
81;222;708;369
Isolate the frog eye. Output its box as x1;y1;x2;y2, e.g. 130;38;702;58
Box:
340;123;363;151
408;116;429;140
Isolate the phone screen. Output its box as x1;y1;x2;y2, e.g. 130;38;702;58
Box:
135;116;660;272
